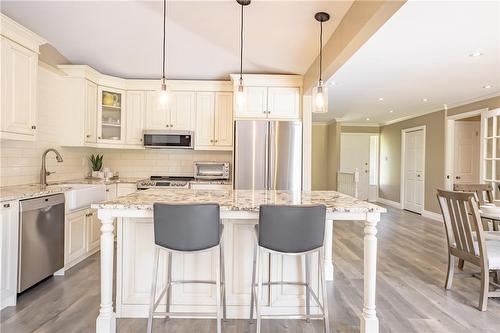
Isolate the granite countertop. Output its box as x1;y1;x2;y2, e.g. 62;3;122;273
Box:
0;178;141;202
92;188;386;213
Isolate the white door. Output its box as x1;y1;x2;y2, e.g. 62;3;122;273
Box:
195;92;215;148
145;91;169;129
1;37;37;136
126;91;145;145
267;87;300;119
340;134;371;200
236;87;267;118
214;92;233;148
84;80;98;143
454;121;480;184
404;129;425;214
169;91;195;130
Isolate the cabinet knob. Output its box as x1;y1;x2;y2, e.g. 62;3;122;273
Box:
170;124;174;127
86;134;91;138
210;139;214;143
98;136;101;139
3;203;10;208
140;138;143;142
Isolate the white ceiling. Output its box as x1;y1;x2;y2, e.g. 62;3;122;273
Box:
0;0;353;80
313;1;500;124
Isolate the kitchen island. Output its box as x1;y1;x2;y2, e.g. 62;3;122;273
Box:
92;189;386;333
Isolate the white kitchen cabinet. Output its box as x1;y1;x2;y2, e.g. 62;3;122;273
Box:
267;87;300;119
84;80;98;143
105;184;118;200
145;91;194;131
0;37;38;140
170;91;195;131
65;207;102;269
1;200;19;309
237;87;268;119
97;86;126;144
234;86;300;120
65;209;87;267
195;92;233;150
125;91;145;145
86;209;100;252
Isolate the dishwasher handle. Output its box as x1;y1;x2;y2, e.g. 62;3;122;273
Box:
20;194;65;212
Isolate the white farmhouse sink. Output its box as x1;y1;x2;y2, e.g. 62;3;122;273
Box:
61;184;106;212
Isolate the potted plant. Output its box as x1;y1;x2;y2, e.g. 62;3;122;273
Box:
89;154;104;178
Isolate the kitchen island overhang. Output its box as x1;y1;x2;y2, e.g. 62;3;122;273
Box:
92;189;386;333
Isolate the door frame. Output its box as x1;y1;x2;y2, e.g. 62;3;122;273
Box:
339;132;380;201
400;125;426;213
444;108;485;190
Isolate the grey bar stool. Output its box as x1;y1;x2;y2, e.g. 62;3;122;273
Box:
147;203;226;333
249;204;330;333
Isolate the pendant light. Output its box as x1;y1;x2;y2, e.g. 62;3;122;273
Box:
313;12;330;113
159;0;168;106
236;0;251;108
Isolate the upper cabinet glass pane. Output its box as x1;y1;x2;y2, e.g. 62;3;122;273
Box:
100;90;122;141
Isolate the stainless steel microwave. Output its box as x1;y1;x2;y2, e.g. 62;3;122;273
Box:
143;130;194;149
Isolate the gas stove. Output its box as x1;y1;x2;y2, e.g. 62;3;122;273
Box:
137;176;194;190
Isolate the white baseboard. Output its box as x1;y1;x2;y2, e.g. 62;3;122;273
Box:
422;210;443;222
377;198;402;209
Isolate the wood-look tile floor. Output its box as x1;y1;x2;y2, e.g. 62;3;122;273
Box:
1;206;499;333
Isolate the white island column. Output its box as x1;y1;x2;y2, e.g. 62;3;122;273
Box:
96;212;116;333
360;213;380;333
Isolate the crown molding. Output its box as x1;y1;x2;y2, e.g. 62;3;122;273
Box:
1;13;47;53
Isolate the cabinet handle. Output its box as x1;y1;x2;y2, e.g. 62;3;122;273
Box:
3;203;10;208
106;189;110;192
31;125;36;130
140;138;143;142
170;124;174;127
86;134;91;138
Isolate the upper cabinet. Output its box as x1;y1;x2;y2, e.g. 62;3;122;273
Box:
195;92;233;150
145;91;194;131
125;91;145;145
235;86;300;120
98;87;125;144
231;75;303;121
0;26;44;141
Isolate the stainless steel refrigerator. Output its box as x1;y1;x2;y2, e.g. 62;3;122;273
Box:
234;120;302;190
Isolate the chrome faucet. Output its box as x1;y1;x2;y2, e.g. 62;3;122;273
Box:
40;148;64;186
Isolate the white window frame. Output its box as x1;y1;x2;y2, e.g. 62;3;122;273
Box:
481;107;500;198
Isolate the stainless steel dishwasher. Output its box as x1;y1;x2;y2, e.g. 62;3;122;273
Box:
18;193;65;293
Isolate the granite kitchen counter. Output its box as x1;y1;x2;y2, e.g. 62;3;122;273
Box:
0;184;72;202
92;188;386;213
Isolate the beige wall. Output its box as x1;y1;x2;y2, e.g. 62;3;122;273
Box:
379;95;500;214
327;122;341;190
379;111;445;213
311;124;329;190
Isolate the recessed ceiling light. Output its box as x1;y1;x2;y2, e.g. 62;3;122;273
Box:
423;98;428;102
330;81;336;86
378;97;383;101
389;110;393;113
469;52;483;57
366;118;370;121
483;85;492;89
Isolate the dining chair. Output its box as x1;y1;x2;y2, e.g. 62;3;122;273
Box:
436;189;500;311
454;183;499;232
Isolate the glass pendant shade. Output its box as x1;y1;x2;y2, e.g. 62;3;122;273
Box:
314;81;327;113
236;79;245;108
159;81;168;106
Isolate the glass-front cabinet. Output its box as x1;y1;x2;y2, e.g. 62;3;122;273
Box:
97;87;125;143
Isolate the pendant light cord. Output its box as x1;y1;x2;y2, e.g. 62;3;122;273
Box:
162;0;166;80
319;20;323;82
239;4;244;81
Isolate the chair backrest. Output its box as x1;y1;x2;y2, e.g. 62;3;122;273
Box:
453;183;493;206
258;204;326;253
436;189;486;263
153;203;220;252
